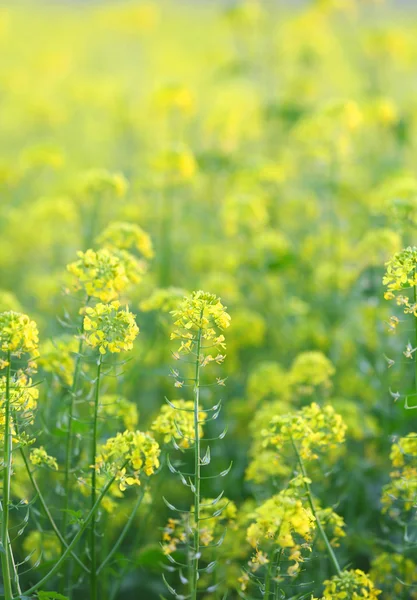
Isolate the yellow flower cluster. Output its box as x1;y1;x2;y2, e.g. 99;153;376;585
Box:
67;248;128;302
77;168;128;199
100;394;139;431
0;373;39;443
151;400;207;449
84;301;139;354
246;486;315;576
162;497;236;555
29;446;58;470
290;351;335;392
95;429;160;491
264;403;347;462
319;569;381;600
171;290;231;355
382;434;417;516
246;361;293;405
370;553;417;599
152;146;197;185
38;335;78;386
139;287;187;314
0;311;39;357
97;221;154;259
0;372;39;415
383;247;417;315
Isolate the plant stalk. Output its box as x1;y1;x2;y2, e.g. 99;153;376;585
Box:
90;353;102;600
291;438;341;576
17;468;121;598
191;323;203;600
1;351;14;600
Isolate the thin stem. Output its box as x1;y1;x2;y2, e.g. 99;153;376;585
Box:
97;489;144;574
414;278;417;391
291;438;341;576
1;351;15;600
273;549;283;600
90;354;102;600
191;322;203;600
62;329;85;539
18;444;89;573
264;559;273;599
17;470;120;598
0;500;21;598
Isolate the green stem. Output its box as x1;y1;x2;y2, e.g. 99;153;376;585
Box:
191;323;202;600
1;351;14;600
414;280;417;391
0;500;21;598
291;438;341;576
62;328;85;539
18;444;89;573
96;489;144;574
273;549;283;600
264;559;273;599
90;354;102;600
17;469;120;598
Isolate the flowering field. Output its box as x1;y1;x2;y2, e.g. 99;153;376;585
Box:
2;0;417;599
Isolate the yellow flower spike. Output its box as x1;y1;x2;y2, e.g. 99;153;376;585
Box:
321;569;381;599
67;248;129;302
152;400;207;449
83;302;139;355
0;311;39;356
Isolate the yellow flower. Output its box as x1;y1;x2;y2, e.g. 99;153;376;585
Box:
96;221;154;260
84;301;139;354
321;569;381;599
95;429;160;491
264;403;347;462
0;311;39;356
30;446;58;470
151;400;207;449
67;248;129;302
171;290;231;355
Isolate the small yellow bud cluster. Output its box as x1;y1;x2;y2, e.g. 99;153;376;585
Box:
95;430;160;491
383;247;417;318
290;351;335;393
246;485;316;577
30;446;58;470
162;497;236;555
77;168;128;199
96;221;154;260
0;311;39;357
151;400;207;449
170;290;230;356
382;433;417;516
100;394;139;431
319;569;381;599
84;301;139;354
264;403;347;462
38;335;78;386
370;552;417;599
67;248;129;303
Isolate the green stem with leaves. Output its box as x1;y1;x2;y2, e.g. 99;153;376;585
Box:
1;351;15;600
16;469;120;599
18;443;89;573
291;438;341;576
90;354;102;600
191;322;203;600
97;489;144;575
